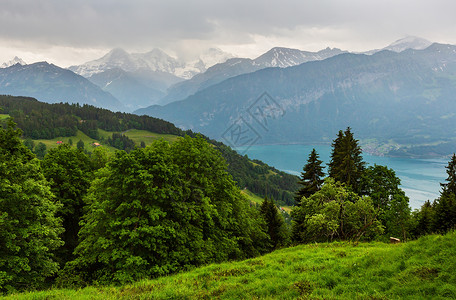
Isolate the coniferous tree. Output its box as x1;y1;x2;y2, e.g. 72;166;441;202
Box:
441;153;456;197
294;148;325;205
433;154;456;233
413;200;435;236
328;127;365;193
34;142;47;159
260;197;289;250
76;139;84;150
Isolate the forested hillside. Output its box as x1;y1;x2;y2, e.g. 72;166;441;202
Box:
0;95;298;205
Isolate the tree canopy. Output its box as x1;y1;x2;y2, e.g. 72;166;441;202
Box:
64;136;267;284
0;120;63;292
292;178;383;243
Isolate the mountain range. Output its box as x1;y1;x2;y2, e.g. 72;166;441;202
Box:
136;42;456;157
3;36;456;156
0;36;431;112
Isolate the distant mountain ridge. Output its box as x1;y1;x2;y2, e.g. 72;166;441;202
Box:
160;47;347;104
160;37;432;105
363;36;432;55
68;47;235;79
0;62;124;111
0;36;444;116
136;43;456;157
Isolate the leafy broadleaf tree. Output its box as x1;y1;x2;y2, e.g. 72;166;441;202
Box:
64;136;267;285
0;120;63;293
294;148;325;205
361;165;411;240
292;178;383;243
41;144;93;265
328;127;365;193
260;197;289;250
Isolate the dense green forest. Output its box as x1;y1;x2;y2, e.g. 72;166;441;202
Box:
1;96;456;296
0;95;299;206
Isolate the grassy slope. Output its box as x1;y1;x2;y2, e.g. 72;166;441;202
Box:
30;129;180;153
7;232;456;299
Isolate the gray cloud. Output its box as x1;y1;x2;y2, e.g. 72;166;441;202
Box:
1;0;455;66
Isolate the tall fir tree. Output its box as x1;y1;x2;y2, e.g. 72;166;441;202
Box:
440;153;456;197
328;127;365;193
433;154;456;233
260;197;288;250
294;148;325;205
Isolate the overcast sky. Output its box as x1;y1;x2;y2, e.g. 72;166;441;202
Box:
1;0;456;67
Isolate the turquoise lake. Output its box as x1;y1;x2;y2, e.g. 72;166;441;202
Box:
235;144;449;209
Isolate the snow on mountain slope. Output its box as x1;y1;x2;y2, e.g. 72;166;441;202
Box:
363;36;433;55
254;47;346;68
384;36;432;52
1;56;26;68
69;48;235;79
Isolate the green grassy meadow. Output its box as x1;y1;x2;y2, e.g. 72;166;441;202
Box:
29;129;180;152
6;232;456;299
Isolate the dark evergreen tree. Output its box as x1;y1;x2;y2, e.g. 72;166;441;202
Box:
433;194;456;233
76;139;84;150
23;138;35;151
432;154;456;233
441;153;456;197
328;127;365;192
260;197;289;250
294;148;325;205
34;142;47;159
413;200;435;236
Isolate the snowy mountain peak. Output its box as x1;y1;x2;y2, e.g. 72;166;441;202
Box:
69;47;235;79
105;48;131;60
254;46;347;68
384;36;432;52
198;48;236;69
1;56;26;68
